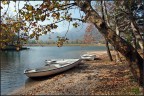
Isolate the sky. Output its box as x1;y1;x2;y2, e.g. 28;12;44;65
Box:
1;1;85;33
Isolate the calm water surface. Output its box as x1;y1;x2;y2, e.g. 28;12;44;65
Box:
1;46;106;95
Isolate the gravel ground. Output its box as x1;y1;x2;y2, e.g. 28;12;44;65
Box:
9;51;143;95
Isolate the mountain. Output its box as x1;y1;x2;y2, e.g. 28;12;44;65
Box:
38;23;104;42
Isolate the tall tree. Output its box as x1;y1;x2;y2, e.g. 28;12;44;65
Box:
101;0;113;61
75;0;143;87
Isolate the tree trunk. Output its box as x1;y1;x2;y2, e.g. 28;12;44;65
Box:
101;0;113;61
115;23;122;62
105;38;113;61
131;22;143;50
114;47;122;62
76;0;143;87
103;1;110;27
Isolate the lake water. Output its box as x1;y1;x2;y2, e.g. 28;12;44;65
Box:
0;46;106;95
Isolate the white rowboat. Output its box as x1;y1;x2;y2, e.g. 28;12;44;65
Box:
81;54;96;60
24;59;81;78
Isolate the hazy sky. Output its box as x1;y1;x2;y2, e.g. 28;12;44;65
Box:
1;1;85;33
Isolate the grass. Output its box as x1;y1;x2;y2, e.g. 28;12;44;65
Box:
131;87;141;94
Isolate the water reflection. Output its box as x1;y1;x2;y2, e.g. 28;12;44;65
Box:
1;51;27;95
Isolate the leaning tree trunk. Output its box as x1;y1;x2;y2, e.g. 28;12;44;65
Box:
76;0;143;87
101;0;113;61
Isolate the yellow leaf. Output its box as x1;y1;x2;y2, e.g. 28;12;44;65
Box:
27;5;33;11
13;0;16;2
43;31;47;34
38;28;41;32
53;24;58;29
25;15;29;20
36;35;39;40
41;15;46;21
35;15;40;21
30;33;35;38
52;13;56;17
23;23;26;26
16;23;21;27
2;1;8;5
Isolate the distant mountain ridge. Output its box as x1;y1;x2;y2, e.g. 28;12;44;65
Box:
38;23;104;42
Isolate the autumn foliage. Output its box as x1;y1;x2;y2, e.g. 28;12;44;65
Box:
83;24;95;44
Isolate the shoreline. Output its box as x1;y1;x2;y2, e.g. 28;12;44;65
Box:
23;43;106;47
8;50;142;95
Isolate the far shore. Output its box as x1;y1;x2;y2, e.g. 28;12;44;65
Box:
24;43;107;47
8;50;142;95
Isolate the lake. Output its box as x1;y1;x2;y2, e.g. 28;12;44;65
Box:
0;46;106;95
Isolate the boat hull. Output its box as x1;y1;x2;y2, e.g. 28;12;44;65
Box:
24;59;80;78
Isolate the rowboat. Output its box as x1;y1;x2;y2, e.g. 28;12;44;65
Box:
45;59;57;66
81;54;96;60
24;59;81;78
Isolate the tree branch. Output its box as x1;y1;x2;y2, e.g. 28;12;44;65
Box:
43;4;75;14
